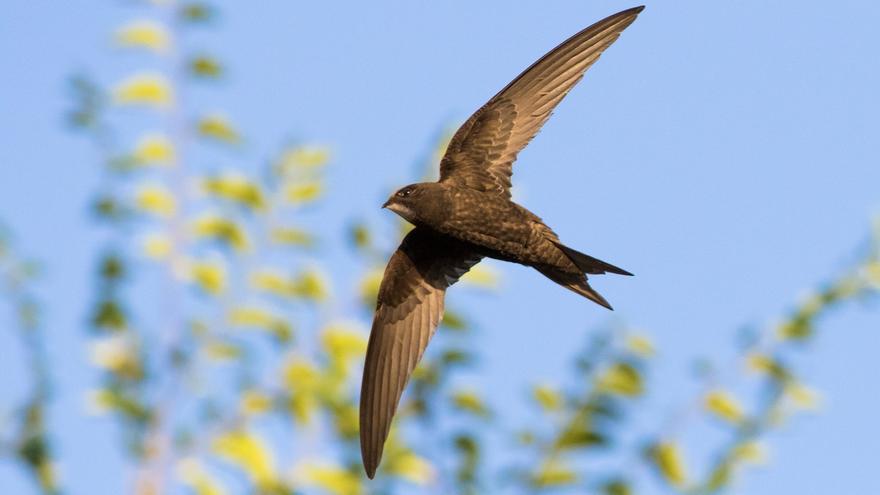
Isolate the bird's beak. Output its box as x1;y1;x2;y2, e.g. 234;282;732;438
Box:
381;199;392;209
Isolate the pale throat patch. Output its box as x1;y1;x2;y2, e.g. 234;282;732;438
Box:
387;202;417;223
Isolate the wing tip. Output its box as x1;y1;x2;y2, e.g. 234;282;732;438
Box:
617;6;646;25
364;461;377;479
623;5;646;16
360;432;380;479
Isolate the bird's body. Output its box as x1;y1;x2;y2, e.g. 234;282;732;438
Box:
388;183;630;301
361;5;645;478
391;183;543;262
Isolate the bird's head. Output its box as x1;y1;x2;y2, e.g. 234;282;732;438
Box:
382;183;435;225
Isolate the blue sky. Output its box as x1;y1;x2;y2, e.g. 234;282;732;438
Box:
1;1;879;494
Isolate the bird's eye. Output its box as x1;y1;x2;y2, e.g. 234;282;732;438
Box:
396;187;413;198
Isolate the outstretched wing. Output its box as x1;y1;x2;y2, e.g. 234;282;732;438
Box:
360;228;482;478
439;6;644;197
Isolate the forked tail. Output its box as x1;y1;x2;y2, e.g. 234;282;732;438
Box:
534;265;614;310
553;241;633;276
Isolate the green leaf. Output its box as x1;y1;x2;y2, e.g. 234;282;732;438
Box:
189;55;223;78
451;390;491;418
441;309;467;330
180;2;215;23
705;462;732;492
529;460;577;488
99;254;126;281
602;479;632;495
555;425;606;450
92;196;129;221
92;300;127;330
348;221;371;249
440;348;472;367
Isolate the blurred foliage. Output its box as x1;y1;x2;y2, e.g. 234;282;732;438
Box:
64;1;487;494
1;1;878;494
0;225;60;494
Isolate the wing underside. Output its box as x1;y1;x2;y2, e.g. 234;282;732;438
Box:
360;228;482;478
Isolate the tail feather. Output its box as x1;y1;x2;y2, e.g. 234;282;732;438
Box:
535;266;614;310
553;241;633;276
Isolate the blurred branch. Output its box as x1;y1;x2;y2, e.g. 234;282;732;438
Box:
642;223;880;494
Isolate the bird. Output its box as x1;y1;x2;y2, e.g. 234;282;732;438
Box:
360;5;644;478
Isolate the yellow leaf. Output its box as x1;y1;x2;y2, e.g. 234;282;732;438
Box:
385;452;434;485
248;268;328;301
212;431;276;486
282;360;319;423
135;184;176;216
142;233;172;259
240;390;272;416
862;260;880;288
197;114;240;144
113;73;172;107
704;389;745;424
293;462;361;495
227;306;291;341
733;441;769;465
532;384;563;411
289;268;329;301
333;404;359;440
192;215;250;251
227;306;275;327
35;460;57;492
278;146;331;173
596;362;643;396
270;227;314;247
744;353;787;380
284;182;322;204
648;441;689;488
177;458;227;495
322;323;367;362
202;173;265;209
115;20;169;53
785;382;822;411
133;133;174;165
189;260;226;295
625;333;655;357
249;270;291;297
203;341;240;361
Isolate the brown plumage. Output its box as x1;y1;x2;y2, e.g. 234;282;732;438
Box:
361;6;643;478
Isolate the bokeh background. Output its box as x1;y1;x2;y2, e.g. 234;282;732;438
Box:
1;1;878;494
